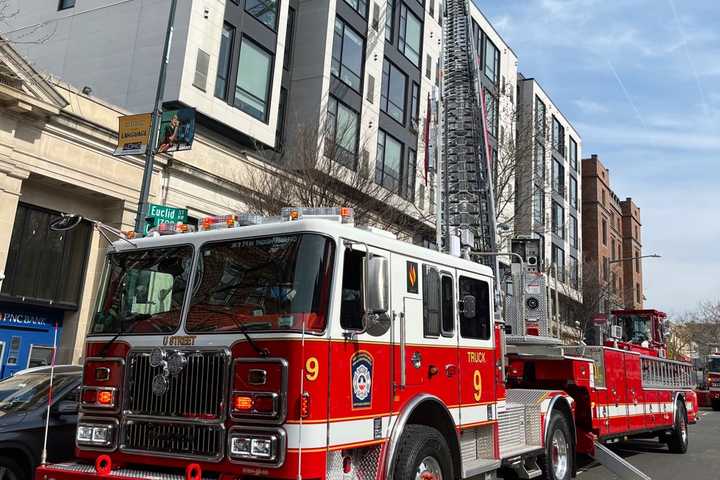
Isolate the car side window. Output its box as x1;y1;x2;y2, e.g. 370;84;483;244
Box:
423;265;441;337
459;276;491;340
340;248;366;330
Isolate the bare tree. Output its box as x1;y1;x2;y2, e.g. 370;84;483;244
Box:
244;99;434;241
668;301;720;360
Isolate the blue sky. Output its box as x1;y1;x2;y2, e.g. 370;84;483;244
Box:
475;0;720;316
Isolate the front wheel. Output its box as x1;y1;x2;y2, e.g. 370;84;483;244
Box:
667;401;688;454
540;413;574;480
392;424;454;480
0;456;24;480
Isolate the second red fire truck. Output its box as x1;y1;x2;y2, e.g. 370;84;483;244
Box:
36;207;697;480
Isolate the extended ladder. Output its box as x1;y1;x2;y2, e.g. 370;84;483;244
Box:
440;0;497;273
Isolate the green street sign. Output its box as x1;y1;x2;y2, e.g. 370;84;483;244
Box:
145;203;188;234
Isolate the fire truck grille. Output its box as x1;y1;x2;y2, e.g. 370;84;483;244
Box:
125;349;229;420
121;420;224;461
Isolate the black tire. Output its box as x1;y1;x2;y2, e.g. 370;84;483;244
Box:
540;413;574;480
667;401;689;454
392;424;454;480
712;399;720;411
0;456;24;480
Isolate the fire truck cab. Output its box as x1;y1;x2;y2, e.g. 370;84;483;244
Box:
705;353;720;410
35;209;697;480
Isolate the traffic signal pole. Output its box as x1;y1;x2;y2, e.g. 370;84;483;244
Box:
133;0;178;233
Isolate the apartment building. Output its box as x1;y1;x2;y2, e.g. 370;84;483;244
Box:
581;154;644;310
516;75;583;321
4;0;442;234
468;3;519;249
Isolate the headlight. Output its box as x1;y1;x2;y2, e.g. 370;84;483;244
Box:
76;423;115;447
228;428;285;466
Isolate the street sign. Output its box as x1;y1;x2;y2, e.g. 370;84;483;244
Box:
145;203;188;234
114;113;152;156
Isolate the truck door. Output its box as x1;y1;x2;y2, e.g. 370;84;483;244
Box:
603;348;628;434
328;244;393;449
456;273;496;443
624;352;644;432
393;259;461;424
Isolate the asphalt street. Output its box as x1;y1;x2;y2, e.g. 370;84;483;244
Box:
577;409;720;479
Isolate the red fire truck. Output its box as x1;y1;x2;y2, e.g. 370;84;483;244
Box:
36;208;697;480
704;352;720;410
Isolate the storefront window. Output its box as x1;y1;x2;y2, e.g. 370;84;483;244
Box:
1;203;91;309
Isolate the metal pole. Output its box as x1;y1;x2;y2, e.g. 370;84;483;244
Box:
134;0;178;233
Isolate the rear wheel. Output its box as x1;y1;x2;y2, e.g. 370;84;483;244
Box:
667;401;689;454
0;456;24;480
392;424;454;480
540;412;573;480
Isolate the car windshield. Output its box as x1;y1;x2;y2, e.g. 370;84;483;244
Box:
709;358;720;372
90;246;193;335
617;314;651;344
0;373;76;414
186;234;335;334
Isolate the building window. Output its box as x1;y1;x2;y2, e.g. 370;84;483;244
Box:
58;0;75;10
552;116;565;155
552;244;565;281
234;37;273;122
552;201;564;239
276;87;288;149
284;7;296;70
332;17;364;92
381;59;407;124
484;91;498;137
569;256;579;289
344;0;368;17
534;142;545;184
484;37;499;83
246;0;279;30
327;96;360;168
636;283;641;303
429;0;435;17
1;203;92;309
601;189;606;205
569;136;578;171
635;250;640;272
611;238;616;261
533;188;544;226
569;175;577;209
552;159;564;196
535;96;546;138
602;218;608;245
569;215;578;249
399;3;422;67
376;130;403;192
385;0;395;42
215;23;235;100
410;81;420;129
603;257;609;281
403;149;417;201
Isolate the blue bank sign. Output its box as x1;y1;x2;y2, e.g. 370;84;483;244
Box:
0;310;55;329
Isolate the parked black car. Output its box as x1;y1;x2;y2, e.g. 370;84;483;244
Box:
0;365;82;480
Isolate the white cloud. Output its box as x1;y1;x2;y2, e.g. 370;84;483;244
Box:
573;98;608;115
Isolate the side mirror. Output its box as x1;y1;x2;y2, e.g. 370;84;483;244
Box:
53;400;79;416
49;214;83;231
461;295;476;319
366;256;388;314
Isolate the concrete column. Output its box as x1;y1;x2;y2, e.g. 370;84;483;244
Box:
0;164;28;282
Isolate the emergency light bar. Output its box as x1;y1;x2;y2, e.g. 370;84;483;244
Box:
148;222;196;236
281;207;354;224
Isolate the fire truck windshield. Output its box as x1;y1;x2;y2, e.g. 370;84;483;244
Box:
90;245;194;335
708;358;720;373
185;234;335;334
616;314;652;344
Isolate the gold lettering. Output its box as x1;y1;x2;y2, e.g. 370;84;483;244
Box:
466;351;487;364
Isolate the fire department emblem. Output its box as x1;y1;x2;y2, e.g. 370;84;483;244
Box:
351;352;373;409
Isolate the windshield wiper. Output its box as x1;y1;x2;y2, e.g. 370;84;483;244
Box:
97;313;149;357
238;323;270;358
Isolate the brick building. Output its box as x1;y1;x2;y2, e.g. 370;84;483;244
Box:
581;154;643;311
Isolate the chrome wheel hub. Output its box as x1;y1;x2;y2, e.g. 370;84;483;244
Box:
551;429;569;479
416;455;443;480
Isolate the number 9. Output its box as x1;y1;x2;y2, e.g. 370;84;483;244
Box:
473;370;482;402
305;357;319;381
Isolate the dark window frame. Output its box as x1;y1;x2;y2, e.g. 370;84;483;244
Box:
385;0;395;43
233;35;275;123
344;0;369;18
214;22;236;100
58;0;75;10
459;275;491;341
245;0;280;31
326;96;361;169
283;7;296;70
398;2;423;67
380;58;408;125
483;36;500;84
332;16;366;93
375;129;404;193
